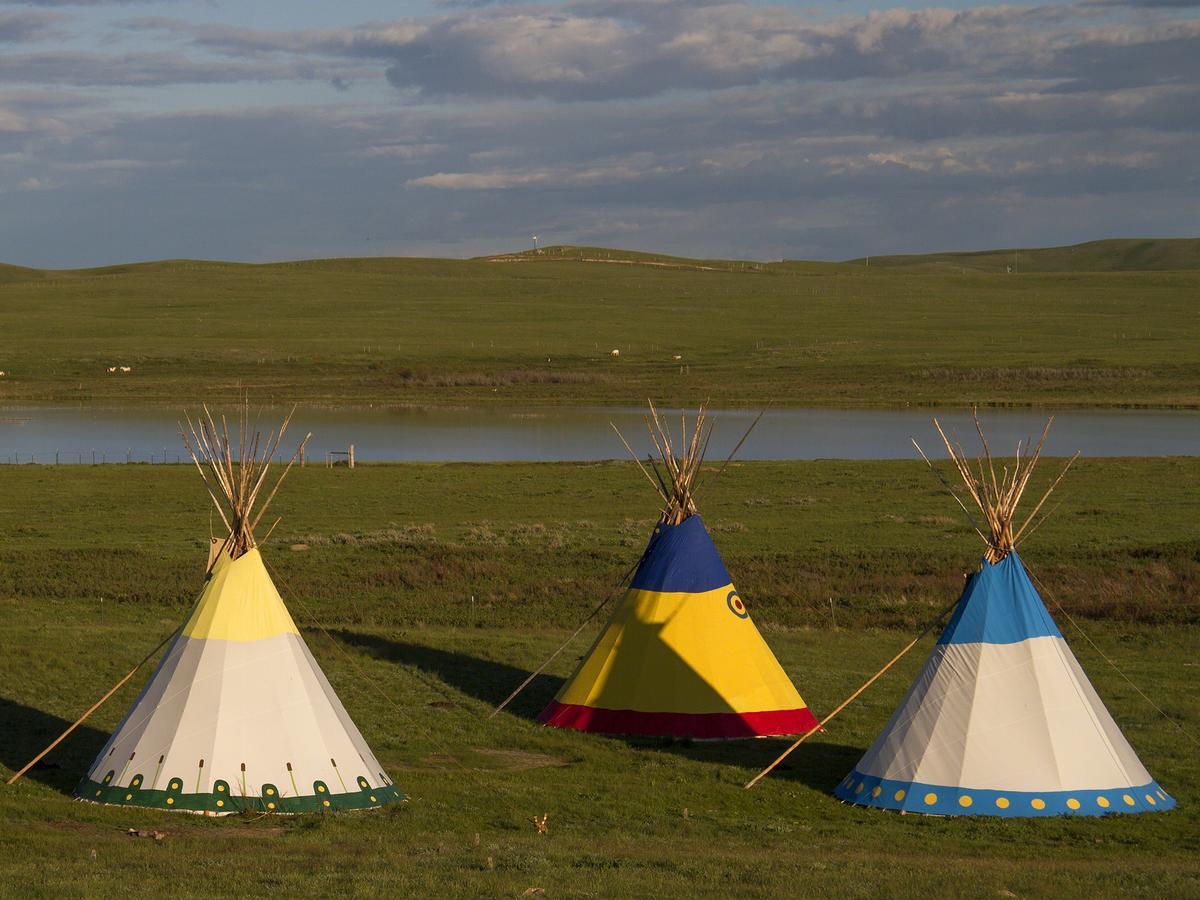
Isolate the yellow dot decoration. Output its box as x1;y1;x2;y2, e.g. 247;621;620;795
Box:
1123;794;1135;806
166;797;175;806
217;784;226;792
131;778;141;786
871;786;882;798
322;800;330;808
1066;798;1080;810
1146;794;1156;806
1031;799;1046;810
959;796;973;808
266;788;275;796
318;785;327;793
854;782;865;795
125;794;132;801
95;790;102;797
995;797;1010;810
1097;796;1110;809
170;781;180;790
267;802;276;810
924;793;937;806
894;789;906;802
216;800;224;808
370;795;377;802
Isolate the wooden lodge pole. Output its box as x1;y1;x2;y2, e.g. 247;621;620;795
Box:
6;628;180;786
744;595;959;790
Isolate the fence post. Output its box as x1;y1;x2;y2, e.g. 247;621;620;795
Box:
348;444;355;469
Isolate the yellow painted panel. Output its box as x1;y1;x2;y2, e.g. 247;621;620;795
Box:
182;548;299;642
557;585;807;715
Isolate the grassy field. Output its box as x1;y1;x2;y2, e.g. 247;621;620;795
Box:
0;460;1197;897
1;245;1198;409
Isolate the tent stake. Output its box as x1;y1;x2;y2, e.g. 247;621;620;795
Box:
6;627;179;786
744;596;958;790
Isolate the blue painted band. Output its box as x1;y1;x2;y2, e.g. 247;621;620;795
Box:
938;551;1063;646
629;516;733;594
834;769;1175;817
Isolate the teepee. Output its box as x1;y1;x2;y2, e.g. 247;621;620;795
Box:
836;415;1174;817
539;404;818;739
75;408;401;814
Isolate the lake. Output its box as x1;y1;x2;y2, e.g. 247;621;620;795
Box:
0;406;1196;464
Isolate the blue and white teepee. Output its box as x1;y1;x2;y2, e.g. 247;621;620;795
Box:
837;417;1175;818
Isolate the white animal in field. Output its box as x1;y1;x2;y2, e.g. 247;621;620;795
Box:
119;366;132;373
672;355;682;361
610;349;620;358
107;367;117;373
0;371;6;377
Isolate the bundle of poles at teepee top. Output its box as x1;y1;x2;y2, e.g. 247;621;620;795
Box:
611;400;711;524
612;400;763;525
181;405;311;559
916;410;1079;564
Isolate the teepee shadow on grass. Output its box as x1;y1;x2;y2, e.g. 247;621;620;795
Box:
328;631;859;793
0;696;109;795
330;630;567;722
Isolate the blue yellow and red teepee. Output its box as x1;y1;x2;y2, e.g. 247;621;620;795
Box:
539;404;818;739
836;416;1174;817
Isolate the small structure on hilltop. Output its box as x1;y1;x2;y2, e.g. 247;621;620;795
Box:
538;402;819;738
74;407;401;814
835;414;1175;817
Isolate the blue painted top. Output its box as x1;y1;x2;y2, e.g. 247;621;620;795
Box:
937;551;1063;645
629;515;733;594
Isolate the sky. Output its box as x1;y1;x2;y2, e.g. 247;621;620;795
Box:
0;0;1196;267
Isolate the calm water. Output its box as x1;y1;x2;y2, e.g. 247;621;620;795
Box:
0;406;1196;464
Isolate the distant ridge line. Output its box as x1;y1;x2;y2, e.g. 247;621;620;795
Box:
3;237;1196;276
842;238;1199;273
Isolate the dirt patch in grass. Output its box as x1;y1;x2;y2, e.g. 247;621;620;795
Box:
471;749;572;771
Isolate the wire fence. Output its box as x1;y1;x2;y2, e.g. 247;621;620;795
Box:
2;446;350;466
1;449;184;465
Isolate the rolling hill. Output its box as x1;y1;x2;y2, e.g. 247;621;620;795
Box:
842;238;1200;273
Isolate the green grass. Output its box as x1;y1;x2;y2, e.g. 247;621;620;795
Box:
0;249;1198;408
0;460;1197;897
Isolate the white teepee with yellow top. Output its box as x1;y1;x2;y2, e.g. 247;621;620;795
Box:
76;409;400;814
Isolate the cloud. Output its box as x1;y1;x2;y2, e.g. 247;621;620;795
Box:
0;10;64;43
3;0;172;6
0;51;318;86
408;154;683;189
116;1;1200;103
1089;0;1200;7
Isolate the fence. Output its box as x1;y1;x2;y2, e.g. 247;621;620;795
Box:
2;444;355;466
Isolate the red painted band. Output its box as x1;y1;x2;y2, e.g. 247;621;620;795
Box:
537;701;820;738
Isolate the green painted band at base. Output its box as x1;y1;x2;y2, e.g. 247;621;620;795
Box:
74;775;404;814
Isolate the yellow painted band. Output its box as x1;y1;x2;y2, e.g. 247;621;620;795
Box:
182;548;299;642
555;584;807;715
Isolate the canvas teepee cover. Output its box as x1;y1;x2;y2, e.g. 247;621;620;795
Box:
539;405;818;739
75;410;401;814
836;418;1174;817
